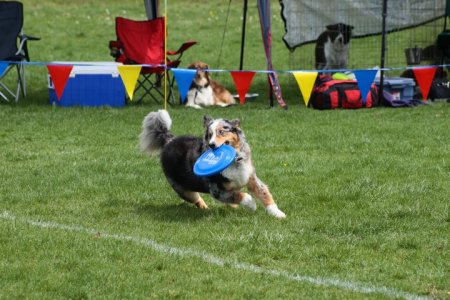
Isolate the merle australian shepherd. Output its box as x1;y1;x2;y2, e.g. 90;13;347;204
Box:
139;110;286;218
315;23;354;70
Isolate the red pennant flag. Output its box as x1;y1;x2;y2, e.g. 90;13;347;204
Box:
412;67;437;100
230;71;255;105
47;65;73;101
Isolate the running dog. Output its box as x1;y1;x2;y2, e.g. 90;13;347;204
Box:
315;23;354;70
139;110;286;218
185;61;236;109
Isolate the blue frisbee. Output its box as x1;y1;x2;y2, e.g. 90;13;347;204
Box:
193;144;236;177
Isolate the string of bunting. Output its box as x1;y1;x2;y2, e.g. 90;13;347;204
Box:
0;61;440;105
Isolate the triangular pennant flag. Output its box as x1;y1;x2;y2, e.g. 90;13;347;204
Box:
230;71;256;105
354;69;378;105
118;65;142;100
292;71;318;106
47;65;73;101
413;67;437;100
0;62;8;77
172;68;196;104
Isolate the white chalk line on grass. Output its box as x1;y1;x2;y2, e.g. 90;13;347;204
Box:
1;210;429;300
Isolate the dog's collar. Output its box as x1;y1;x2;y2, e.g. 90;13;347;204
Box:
191;82;210;105
191;82;210;89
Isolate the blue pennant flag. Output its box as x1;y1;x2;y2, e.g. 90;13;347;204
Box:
0;62;8;77
354;69;378;105
172;69;196;104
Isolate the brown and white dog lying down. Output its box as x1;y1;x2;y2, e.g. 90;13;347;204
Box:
139;109;286;218
186;61;236;109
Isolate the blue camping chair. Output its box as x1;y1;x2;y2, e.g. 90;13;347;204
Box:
0;1;40;102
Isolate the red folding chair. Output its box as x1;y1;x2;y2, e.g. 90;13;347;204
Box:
109;17;196;103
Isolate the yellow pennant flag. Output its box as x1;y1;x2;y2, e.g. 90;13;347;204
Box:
118;65;142;101
293;71;318;106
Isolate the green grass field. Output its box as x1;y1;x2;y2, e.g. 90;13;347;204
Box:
1;1;450;299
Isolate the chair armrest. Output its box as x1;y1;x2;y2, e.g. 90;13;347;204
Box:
18;34;40;51
166;40;197;59
20;34;41;41
16;33;41;61
109;40;123;49
109;40;127;62
109;40;122;58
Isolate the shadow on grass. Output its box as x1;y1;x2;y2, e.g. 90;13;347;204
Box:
133;200;243;223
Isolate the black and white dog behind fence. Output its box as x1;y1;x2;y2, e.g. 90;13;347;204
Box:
315;23;354;70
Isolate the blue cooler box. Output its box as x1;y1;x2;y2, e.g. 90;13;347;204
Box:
375;77;415;101
48;62;126;107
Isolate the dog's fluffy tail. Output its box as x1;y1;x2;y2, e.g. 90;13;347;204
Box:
139;110;174;155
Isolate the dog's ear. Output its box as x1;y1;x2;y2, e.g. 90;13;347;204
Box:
187;62;198;69
326;24;338;31
229;119;241;131
203;115;213;128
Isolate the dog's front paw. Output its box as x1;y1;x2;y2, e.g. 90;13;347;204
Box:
186;104;202;109
266;204;286;219
240;193;256;211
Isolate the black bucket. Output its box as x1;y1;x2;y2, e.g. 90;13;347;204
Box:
405;47;422;65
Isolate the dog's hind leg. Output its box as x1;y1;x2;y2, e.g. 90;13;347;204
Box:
168;181;208;209
247;174;286;218
178;190;208;209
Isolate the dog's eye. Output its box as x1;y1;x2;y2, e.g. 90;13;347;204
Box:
219;130;225;136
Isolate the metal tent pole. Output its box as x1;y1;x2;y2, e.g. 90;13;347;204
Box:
144;0;159;20
379;0;388;105
239;0;248;70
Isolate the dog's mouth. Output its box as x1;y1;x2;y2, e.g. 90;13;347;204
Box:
208;140;230;150
193;75;208;87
